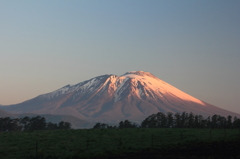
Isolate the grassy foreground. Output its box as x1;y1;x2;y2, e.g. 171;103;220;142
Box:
0;128;240;159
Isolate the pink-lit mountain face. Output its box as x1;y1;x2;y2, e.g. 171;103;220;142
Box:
2;71;240;123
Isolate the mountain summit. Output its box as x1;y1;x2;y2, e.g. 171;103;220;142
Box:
2;71;240;123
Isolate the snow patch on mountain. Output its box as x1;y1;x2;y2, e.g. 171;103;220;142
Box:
121;71;205;105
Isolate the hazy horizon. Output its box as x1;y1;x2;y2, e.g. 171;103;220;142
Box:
1;1;240;114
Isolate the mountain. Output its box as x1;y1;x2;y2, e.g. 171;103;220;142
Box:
2;71;240;123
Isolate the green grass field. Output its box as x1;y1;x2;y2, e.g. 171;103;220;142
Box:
0;128;240;159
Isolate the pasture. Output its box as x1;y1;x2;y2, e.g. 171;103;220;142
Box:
0;128;240;158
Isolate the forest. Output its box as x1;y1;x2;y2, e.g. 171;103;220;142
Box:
1;112;240;158
94;111;240;129
0;116;71;131
1;111;240;131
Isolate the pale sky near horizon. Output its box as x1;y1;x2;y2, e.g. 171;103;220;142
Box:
1;1;240;114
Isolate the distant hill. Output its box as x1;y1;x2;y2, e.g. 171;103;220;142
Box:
0;108;93;128
17;113;95;129
0;108;17;118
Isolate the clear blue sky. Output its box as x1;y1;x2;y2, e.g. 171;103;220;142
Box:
1;0;240;113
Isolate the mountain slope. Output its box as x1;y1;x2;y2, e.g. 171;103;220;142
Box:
0;108;17;118
2;71;240;123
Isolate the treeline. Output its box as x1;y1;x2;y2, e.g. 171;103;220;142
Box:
141;112;240;128
93;120;138;129
93;112;240;129
0;116;71;132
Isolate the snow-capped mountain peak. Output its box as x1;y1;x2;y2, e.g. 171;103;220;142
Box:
4;71;239;123
39;71;204;105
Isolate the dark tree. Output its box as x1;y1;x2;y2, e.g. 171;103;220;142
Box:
187;112;195;128
141;114;157;128
206;116;211;128
233;117;240;128
198;115;205;128
180;112;188;128
218;116;227;128
119;121;124;128
28;116;47;131
0;117;11;131
194;115;200;128
174;112;181;128
9;118;22;131
47;122;58;130
227;115;233;129
166;112;174;128
93;123;101;129
119;120;137;128
93;122;110;129
20;116;30;130
211;114;218;128
58;121;71;129
156;112;167;128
